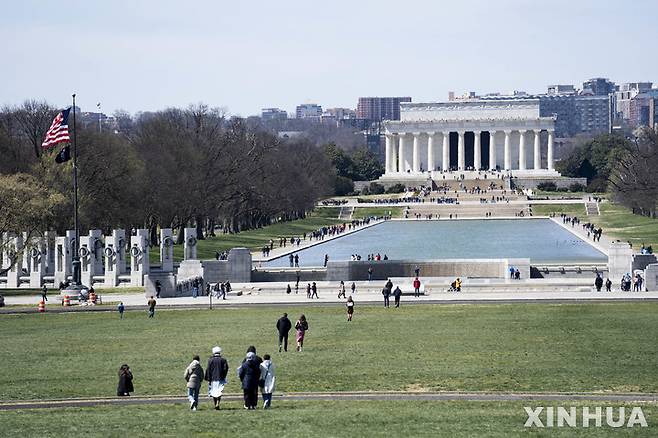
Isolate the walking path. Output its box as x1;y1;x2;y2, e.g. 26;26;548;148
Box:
1;391;656;410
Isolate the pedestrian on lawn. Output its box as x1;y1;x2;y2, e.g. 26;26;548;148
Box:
205;346;229;410
238;351;261;409
276;313;292;352
346;296;354;321
259;354;276;409
117;364;134;396
184;355;204;411
295;314;309;352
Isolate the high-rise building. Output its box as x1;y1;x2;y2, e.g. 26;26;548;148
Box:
356;97;412;121
614;82;653;121
629;90;658;128
547;85;576;95
295;103;322;120
582;78;616;96
261;108;288;121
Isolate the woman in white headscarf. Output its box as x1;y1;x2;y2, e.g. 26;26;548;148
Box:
204;346;229;410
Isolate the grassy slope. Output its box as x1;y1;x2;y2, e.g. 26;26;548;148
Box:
352;206;403;219
1;303;657;401
3;401;656;438
592;203;658;249
148;208;342;261
531;203;587;217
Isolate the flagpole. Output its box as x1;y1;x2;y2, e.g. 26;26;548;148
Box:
71;93;81;286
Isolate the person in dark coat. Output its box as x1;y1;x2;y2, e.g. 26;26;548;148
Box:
276;313;292;352
594;274;604;292
205;346;229;410
117;364;134;396
393;286;402;308
382;286;390;308
238;352;261;409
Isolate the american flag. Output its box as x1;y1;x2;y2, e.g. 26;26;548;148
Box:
41;108;71;149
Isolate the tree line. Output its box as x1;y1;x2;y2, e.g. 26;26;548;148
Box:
556;130;658;218
0;100;353;245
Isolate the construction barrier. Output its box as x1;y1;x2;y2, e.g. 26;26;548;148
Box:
63;295;71;307
89;292;96;305
38;300;45;313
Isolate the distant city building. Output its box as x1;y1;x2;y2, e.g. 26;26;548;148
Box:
582;77;616;96
80;112;117;132
295;103;322;120
547;85;576;95
614;82;653;121
321;107;356;124
629;90;658;128
356;97;412;121
573;95;612;135
261;108;288;121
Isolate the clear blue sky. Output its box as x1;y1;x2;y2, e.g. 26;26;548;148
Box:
2;0;656;117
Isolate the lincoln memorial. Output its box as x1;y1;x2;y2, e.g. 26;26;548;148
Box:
381;98;559;178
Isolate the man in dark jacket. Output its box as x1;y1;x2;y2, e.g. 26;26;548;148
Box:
276;313;292;352
382;286;391;308
238;352;261;409
393;286;402;308
205;346;229;410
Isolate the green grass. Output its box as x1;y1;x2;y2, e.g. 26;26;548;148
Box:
148;209;342;261
530;203;587;217
2;401;656;437
591;203;658;249
1;303;658;401
352;206;403;219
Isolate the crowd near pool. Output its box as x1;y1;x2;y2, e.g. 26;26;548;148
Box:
263;219;608;267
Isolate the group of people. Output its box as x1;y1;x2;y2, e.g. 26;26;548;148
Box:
620;272;645;292
276;313;309;352
508;266;522;280
381;278;403;308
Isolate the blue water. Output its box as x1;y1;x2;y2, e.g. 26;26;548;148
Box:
264;219;607;267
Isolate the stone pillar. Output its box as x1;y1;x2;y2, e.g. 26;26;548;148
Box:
79;235;95;287
45;231;56;275
104;229;125;287
608;241;633;285
442;132;449;171
398;134;407;172
427;132;435;172
114;230;127;275
412;132;421;172
390;134;397;173
503;130;511;170
547;129;555;171
184;227;198;260
89;230;104;274
130;229;150;286
518;129;527;170
29;237;46;288
457;131;465;171
489;131;497;170
384;134;392;174
21;232;30;275
473;131;481;170
5;233;23;288
160;228;174;272
533;129;541;170
54;230;75;287
229;248;252;283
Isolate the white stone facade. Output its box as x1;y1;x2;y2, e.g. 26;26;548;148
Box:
382;100;558;177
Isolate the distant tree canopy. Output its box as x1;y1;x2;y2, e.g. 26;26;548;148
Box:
0;101;335;243
556;134;632;192
323;143;384;182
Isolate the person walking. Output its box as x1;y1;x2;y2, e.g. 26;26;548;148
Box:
289;254;294;267
41;285;48;302
147;296;156;318
294;254;299;268
192;279;199;298
306;283;311;299
605;277;612;292
351;282;356;295
259;354;276;409
594;274;603;292
238;351;261;409
295;314;309;352
117;364;134;396
393;285;402;308
117;302;125;319
205;346;229;410
286;284;291;294
367;267;373;281
155;280;162;298
276;313;292;352
338;281;346;299
184;355;204;411
382;285;390;308
311;282;318;299
413;277;421;298
346;296;354;321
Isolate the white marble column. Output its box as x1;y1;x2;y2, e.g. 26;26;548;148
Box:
442;132;449;171
547;129;555;171
473;131;481;170
398;133;407;172
518;129;526;170
385;134;393;174
533;129;541;169
427;132;435;172
412;132;421;172
503;130;511;170
457;131;465;171
489;131;497;170
390;135;398;172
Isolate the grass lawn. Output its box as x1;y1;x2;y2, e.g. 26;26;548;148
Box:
530;203;586;217
352;206;403;219
591;203;658;249
1;303;657;401
148;208;343;261
2;400;656;437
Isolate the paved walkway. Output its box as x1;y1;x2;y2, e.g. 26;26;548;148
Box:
1;391;656;410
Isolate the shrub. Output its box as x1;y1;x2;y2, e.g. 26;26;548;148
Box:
368;182;385;195
536;182;557;191
385;183;406;194
569;183;585;192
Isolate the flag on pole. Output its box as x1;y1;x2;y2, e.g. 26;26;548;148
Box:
55;146;71;163
41;108;71;149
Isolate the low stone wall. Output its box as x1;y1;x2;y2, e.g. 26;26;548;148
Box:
512;177;587;189
252;268;327;283
326;258;530;281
